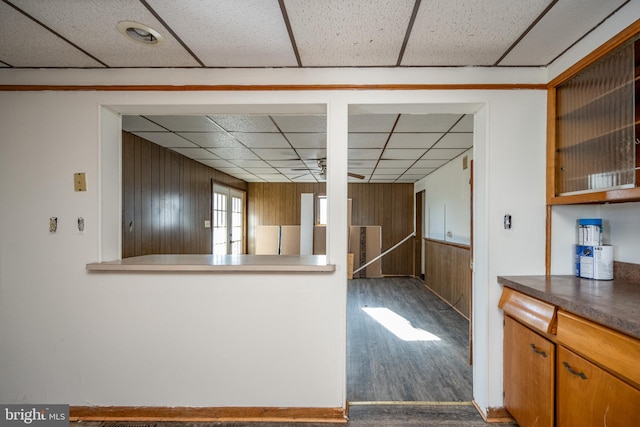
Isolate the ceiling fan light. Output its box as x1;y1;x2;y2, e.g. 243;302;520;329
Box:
117;21;163;45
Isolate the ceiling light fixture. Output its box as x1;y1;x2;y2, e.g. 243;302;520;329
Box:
117;21;163;45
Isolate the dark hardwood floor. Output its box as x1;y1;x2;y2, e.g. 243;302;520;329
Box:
347;276;472;403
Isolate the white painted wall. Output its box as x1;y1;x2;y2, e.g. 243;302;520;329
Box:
0;85;547;413
415;148;473;245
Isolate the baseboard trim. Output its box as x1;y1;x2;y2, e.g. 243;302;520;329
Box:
471;401;515;424
70;406;347;424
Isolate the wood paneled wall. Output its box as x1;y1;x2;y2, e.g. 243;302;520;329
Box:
424;238;471;319
122;132;247;258
247;182;415;276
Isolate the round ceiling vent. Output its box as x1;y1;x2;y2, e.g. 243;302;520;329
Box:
117;21;163;45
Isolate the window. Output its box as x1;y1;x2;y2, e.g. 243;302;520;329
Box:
213;185;245;255
317;195;327;225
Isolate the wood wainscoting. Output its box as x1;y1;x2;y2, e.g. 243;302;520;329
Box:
423;238;471;319
122;132;247;258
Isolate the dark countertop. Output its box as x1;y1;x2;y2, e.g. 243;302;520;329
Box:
498;275;640;340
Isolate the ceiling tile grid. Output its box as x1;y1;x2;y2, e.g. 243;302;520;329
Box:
0;0;629;68
123;113;473;183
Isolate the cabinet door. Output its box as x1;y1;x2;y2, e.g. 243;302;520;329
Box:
504;316;555;427
557;346;640;426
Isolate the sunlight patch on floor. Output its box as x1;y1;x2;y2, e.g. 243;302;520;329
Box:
362;307;441;342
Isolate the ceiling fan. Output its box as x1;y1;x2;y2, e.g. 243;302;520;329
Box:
292;159;365;180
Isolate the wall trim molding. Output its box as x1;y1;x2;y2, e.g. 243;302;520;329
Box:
70;406;347;424
0;83;546;92
472;401;515;424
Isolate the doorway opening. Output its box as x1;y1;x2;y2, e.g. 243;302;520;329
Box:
346;107;474;405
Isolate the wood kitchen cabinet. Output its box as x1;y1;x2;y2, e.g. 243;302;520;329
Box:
503;316;555;427
547;25;640;205
500;287;640;426
556;311;640;426
499;288;557;427
557;345;640;426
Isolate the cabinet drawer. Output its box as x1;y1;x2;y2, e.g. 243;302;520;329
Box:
499;287;557;335
557;346;640;426
557;311;640;388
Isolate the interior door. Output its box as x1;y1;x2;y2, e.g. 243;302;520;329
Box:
213;184;245;255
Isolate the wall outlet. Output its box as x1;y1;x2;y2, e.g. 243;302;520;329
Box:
77;217;85;232
49;217;58;233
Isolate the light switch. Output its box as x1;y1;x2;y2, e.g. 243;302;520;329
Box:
74;173;86;192
204;220;211;228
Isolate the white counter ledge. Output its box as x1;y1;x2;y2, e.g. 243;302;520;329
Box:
87;254;336;273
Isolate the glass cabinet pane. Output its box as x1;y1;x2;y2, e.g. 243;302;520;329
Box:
555;40;636;195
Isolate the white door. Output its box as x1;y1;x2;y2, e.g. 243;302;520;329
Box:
212;185;245;255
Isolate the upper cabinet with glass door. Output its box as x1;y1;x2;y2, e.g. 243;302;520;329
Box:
548;29;640;205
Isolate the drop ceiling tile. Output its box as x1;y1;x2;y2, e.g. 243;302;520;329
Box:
147;0;298;67
395;114;462;132
146;116;221;132
252;148;299;160
382;148;426;159
500;0;628;65
230;159;272;168
406;167;437;175
401;174;430;181
450;114;474;132
247;167;279;174
272;115;326;132
285;133;326;149
421;148;466;160
386;133;441;149
208;115;279;132
123;116;166;132
376;159;415;168
348;168;374;176
170;148;219;160
131;132;198;148
348;159;378;168
372;168;407;175
256;174;291;182
178;132;242;148
209;147;259;160
403;0;552;65
13;0;199;67
278;167;313;175
198;159;240;169
432;133;473;149
230;172;265;182
349;149;383;160
269;160;308;168
349;114;399;132
230;132;291;148
285;0;415;66
213;167;252;176
296;148;327;161
413;159;447;168
291;174;320;183
0;2;104;67
349;133;389;149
